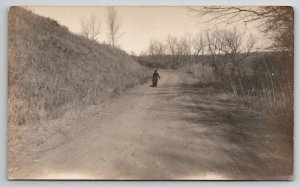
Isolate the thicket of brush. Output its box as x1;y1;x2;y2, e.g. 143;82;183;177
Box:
183;51;293;120
8;7;148;127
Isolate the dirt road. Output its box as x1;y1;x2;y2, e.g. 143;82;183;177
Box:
11;71;292;180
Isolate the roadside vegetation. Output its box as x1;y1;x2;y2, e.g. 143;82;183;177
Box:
135;9;293;168
8;7;148;170
137;6;293;125
135;9;293;175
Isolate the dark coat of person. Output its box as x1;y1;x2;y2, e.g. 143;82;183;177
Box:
152;70;160;87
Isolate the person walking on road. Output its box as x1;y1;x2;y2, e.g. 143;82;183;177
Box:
152;69;160;87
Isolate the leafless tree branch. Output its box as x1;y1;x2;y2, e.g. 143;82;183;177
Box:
107;7;122;47
80;14;101;40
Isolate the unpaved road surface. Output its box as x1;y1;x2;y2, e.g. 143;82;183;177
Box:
11;71;293;180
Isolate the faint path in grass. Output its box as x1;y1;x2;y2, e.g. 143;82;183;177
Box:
10;70;293;180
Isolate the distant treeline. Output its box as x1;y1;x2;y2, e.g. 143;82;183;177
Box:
134;54;209;69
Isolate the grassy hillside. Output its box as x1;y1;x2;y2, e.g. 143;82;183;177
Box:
8;7;148;126
8;6;150;161
8;7;150;170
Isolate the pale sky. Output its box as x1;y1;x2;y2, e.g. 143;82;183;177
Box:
26;6;267;54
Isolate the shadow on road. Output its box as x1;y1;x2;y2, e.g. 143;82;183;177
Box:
118;81;293;180
11;72;292;180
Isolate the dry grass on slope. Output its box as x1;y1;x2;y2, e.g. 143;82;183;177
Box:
8;7;148;126
8;7;149;170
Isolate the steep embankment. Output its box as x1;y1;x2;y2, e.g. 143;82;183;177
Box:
8;7;148;171
8;7;147;125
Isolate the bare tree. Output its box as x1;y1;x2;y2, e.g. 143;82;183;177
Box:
106;7;122;47
80;14;101;40
207;28;255;66
222;28;255;76
204;27;257;93
148;40;166;56
263;7;293;53
166;35;179;67
166;35;178;56
205;28;224;73
177;33;193;56
192;32;207;56
189;6;293;53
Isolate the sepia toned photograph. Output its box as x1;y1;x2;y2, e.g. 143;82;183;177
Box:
7;6;293;180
